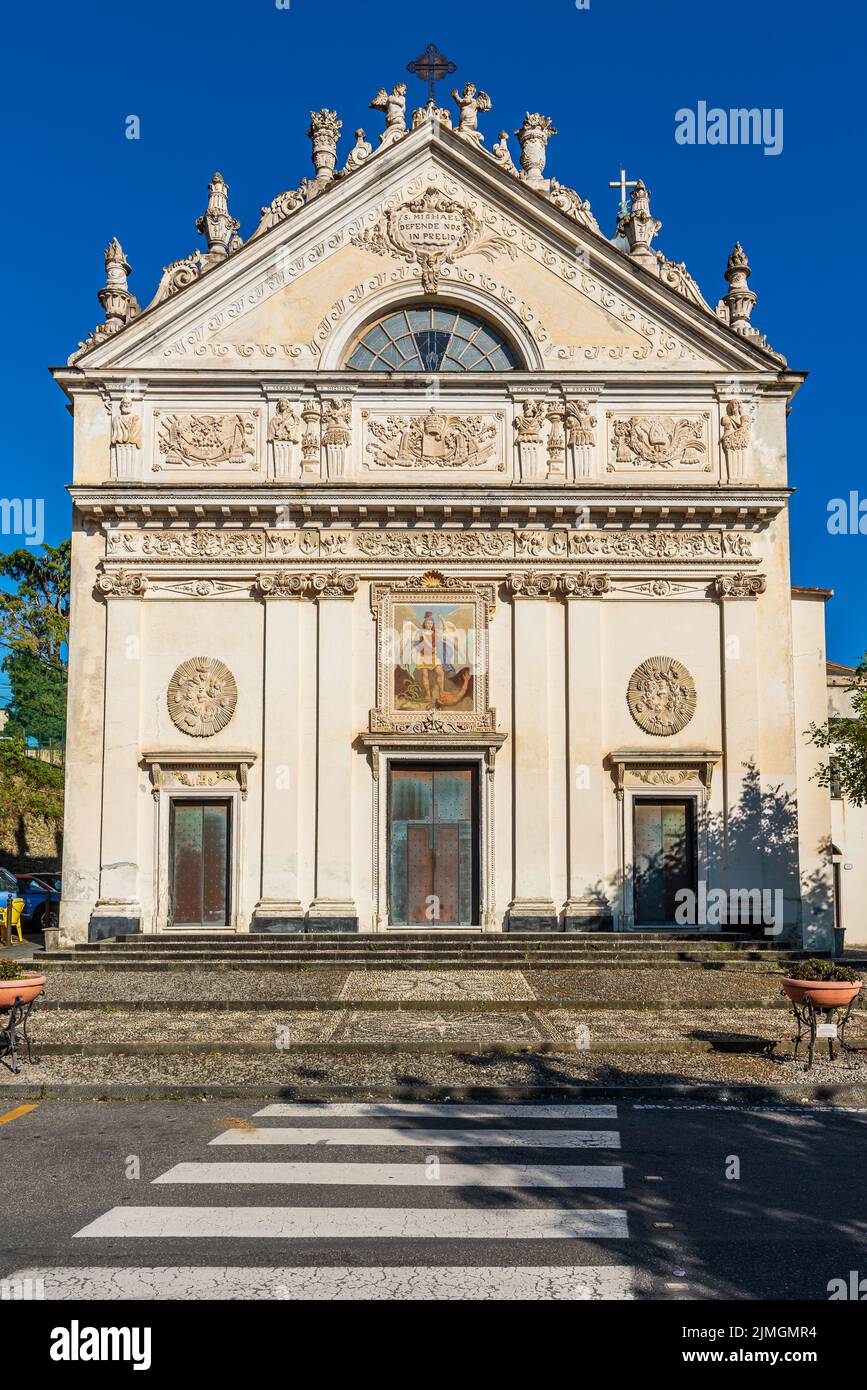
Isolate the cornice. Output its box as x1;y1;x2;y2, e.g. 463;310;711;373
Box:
70;483;790;527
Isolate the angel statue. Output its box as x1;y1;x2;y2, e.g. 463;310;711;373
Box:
369;83;407;143
452;82;491;144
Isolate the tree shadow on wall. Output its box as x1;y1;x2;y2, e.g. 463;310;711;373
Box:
578;762;834;946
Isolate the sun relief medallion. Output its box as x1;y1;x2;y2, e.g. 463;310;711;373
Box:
167;657;238;738
627;656;697;737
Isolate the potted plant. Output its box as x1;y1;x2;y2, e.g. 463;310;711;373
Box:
781;958;863;1009
0;957;46;1009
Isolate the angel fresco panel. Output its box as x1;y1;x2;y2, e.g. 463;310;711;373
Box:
392;602;476;712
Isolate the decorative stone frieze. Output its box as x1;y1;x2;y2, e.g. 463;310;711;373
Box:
626;656;697;736
103;525;758;568
354;530;511;561
713;571;766;600
167;657;238;738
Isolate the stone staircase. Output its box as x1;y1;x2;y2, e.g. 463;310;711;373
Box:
41;931;817;972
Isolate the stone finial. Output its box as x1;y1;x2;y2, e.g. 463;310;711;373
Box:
620;180;661;269
98;238;140;330
452;82;491;144
308;110;342;184
514;113;557;190
196;172;241;265
492;130;517;173
343;128;372;174
723;242;757;332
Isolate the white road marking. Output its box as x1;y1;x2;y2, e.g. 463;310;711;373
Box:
73;1206;629;1240
254;1103;618;1120
210;1127;621;1149
4;1264;636;1300
153;1161;626;1188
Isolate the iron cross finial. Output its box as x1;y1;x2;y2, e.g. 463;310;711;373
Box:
407;43;457;104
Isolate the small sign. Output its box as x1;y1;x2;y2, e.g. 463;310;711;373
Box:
816;1023;837;1038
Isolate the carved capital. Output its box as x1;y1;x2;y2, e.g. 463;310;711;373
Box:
254;572;309;598
310;570;359;599
506;571;560;599
97;570;148;598
713;572;766;600
562;571;611;599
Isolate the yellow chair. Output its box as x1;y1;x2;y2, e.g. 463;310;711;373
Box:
0;897;25;945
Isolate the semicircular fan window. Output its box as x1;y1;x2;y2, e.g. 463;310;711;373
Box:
346;306;520;372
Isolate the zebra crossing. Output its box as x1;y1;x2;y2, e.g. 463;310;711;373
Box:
13;1102;635;1299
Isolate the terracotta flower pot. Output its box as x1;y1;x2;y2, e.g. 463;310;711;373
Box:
781;977;862;1009
0;974;46;1009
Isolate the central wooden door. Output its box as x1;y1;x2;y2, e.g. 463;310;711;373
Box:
388;765;478;925
632;797;696;926
170;799;231;928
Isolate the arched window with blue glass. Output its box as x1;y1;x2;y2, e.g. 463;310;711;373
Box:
345;306;520;372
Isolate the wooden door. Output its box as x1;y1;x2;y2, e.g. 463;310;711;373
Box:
632;798;696;926
170;800;231;927
388;766;478;925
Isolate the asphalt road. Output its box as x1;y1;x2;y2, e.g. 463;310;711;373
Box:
1;1099;865;1301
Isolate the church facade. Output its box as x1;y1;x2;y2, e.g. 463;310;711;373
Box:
53;75;836;948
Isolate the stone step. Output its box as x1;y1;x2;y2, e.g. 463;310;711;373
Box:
39;956;804;973
84;931;776;949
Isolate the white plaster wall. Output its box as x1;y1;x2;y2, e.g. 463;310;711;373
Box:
137;599;265;931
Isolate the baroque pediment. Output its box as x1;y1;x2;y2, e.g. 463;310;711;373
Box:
71;123;782;377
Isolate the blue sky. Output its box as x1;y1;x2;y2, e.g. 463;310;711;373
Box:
3;0;864;664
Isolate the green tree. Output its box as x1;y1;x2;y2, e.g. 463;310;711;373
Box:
807;654;867;806
0;542;70;744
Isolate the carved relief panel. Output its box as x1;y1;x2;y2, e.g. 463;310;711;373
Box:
361;406;507;479
145;405;265;478
605;411;713;476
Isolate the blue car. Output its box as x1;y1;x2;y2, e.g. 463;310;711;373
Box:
13;874;61;931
